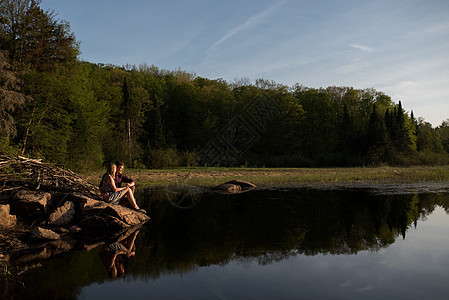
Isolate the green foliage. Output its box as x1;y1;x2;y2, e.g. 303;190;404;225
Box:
436;119;449;154
180;149;199;167
416;118;443;153
0;137;20;156
365;104;389;164
144;147;180;169
143;148;199;169
0;0;447;169
0;0;79;71
294;88;339;157
18;70;73;162
414;150;449;166
0;136;20;156
0;50;26;138
66;65;109;170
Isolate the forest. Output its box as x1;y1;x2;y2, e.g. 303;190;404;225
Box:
1;0;449;171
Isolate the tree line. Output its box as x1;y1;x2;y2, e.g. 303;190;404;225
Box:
1;0;449;170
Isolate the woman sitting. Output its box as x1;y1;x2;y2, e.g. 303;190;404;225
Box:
99;163;146;213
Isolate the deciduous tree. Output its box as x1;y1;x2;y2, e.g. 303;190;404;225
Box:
0;50;26;139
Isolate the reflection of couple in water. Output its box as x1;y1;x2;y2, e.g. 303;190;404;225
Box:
100;228;140;278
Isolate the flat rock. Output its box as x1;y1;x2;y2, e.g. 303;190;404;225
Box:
31;227;60;240
10;189;53;217
0;204;17;227
80;198;150;230
48;201;75;226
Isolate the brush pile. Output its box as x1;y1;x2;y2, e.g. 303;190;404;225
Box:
0;155;100;199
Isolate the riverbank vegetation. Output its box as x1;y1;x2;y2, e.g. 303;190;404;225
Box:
81;166;449;188
1;0;449;171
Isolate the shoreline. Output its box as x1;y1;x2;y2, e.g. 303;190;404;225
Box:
2;165;449;270
81;166;449;189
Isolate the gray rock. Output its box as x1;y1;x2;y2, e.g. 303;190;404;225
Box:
48;201;75;226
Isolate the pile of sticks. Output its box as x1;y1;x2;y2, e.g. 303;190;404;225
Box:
0;155;100;199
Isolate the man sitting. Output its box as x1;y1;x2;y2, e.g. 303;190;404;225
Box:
115;161;136;206
115;161;135;190
99;162;135;200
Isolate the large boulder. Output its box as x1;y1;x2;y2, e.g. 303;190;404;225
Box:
31;227;60;240
48;201;75;226
0;204;17;227
212;180;256;194
224;180;256;188
212;183;242;194
80;197;150;230
9;189;53;217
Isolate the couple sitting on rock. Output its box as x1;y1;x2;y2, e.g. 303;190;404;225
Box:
99;161;146;214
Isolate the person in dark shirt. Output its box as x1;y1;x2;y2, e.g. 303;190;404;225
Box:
98;162;145;213
115;161;136;206
114;161;135;191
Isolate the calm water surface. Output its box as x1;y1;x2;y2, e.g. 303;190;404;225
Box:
4;188;449;299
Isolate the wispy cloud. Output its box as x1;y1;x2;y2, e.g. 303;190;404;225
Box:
162;26;206;59
424;18;449;34
357;285;374;292
206;0;286;53
349;44;374;52
339;281;352;287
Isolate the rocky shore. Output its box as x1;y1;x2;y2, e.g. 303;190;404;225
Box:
0;156;150;270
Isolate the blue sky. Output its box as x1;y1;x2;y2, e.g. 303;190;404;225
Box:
41;0;449;126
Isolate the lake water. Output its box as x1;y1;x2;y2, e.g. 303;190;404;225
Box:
3;187;449;299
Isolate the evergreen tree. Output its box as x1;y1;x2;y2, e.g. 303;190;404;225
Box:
365;104;388;164
395;101;416;153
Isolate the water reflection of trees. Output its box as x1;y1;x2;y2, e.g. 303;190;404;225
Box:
131;189;449;277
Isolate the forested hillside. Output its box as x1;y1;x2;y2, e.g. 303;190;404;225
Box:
1;0;448;170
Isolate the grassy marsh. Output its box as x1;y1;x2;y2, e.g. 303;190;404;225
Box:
81;166;449;188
